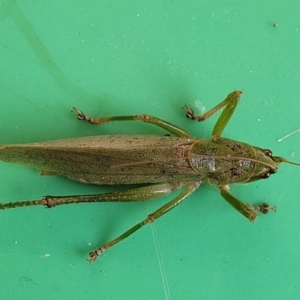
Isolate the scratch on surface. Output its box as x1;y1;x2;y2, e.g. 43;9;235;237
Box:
145;202;171;300
193;100;206;114
278;128;300;142
286;272;300;298
0;0;100;102
19;276;38;286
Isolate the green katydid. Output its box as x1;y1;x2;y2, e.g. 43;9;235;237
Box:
0;90;298;262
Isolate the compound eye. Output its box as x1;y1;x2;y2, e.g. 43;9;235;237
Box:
263;149;273;157
261;172;270;179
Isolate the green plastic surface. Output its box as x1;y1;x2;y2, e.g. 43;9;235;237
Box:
1;1;300;299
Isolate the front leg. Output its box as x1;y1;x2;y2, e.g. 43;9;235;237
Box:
219;185;276;221
183;90;243;137
219;185;257;221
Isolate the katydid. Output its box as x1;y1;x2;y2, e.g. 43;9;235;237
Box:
0;90;298;262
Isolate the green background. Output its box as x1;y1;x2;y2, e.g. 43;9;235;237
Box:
1;1;300;299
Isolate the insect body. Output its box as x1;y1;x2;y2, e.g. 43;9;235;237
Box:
0;91;298;262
